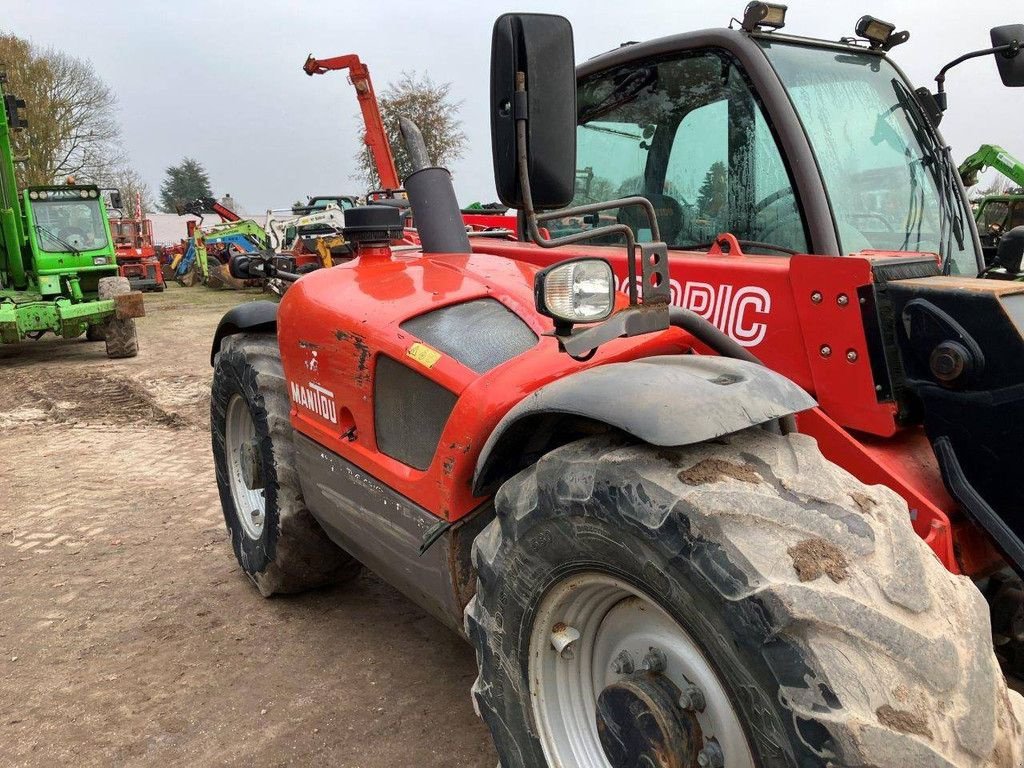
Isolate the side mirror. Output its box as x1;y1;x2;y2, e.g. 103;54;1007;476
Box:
490;13;576;210
108;191;123;210
991;25;1024;86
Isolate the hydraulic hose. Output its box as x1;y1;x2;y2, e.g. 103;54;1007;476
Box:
668;306;798;434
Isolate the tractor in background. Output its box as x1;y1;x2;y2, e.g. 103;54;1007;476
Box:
171;197;272;289
211;9;1024;766
959;143;1024;272
107;191;165;292
0;73;141;357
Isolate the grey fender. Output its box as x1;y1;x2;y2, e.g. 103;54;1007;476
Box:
210;300;279;365
472;355;816;495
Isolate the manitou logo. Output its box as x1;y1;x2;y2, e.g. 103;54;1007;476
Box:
617;277;771;347
290;381;338;424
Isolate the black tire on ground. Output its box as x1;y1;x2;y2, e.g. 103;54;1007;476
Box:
97;276;138;359
211;333;360;596
85;324;105;342
466;429;1024;767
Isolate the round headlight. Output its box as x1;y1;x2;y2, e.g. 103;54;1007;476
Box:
28;191;38;200
89;189;98;198
37;190;48;200
536;258;615;325
80;190;89;199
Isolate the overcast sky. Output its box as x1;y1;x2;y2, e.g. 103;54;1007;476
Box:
4;1;1021;213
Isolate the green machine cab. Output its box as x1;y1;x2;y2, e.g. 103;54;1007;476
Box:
0;74;141;357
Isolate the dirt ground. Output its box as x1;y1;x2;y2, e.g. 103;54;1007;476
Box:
0;287;497;767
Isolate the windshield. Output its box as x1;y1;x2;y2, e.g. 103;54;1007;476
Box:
31;199;110;253
760;41;980;274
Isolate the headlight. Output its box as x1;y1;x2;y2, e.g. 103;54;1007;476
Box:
535;258;614;325
80;190;89;199
88;189;98;198
28;191;38;200
93;257;108;265
37;190;48;200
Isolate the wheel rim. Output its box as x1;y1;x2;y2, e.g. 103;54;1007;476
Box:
528;572;755;768
225;394;266;539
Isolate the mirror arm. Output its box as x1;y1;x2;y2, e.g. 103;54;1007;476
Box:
514;72;666;304
934;41;1020;110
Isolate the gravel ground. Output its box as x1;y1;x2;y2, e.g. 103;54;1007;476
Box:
0;285;497;767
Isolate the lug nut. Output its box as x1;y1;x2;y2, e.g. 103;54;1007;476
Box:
837;293;849;306
611;650;634;675
697;740;725;768
820;345;832;358
678;683;706;712
846;349;858;362
642;647;667;674
550;623;581;660
810;291;822;304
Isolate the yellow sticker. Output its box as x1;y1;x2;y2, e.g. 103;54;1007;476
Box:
407;342;442;368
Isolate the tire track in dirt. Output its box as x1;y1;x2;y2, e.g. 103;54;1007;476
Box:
0;287;495;767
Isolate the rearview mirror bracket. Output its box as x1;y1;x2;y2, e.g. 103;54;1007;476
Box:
933;29;1023;111
512;72;672;311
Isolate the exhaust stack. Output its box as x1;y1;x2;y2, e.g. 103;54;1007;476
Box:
399;117;470;255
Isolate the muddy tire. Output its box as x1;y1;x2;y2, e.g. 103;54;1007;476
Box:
466;429;1023;767
211;333;360;596
97;276;138;359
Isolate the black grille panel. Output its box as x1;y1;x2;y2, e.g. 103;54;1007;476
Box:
401;299;537;374
374;356;457;470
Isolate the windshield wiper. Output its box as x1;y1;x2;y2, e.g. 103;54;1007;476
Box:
34;223;81;256
890;78;966;274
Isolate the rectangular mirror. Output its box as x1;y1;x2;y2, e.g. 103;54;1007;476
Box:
490;13;576;210
991;25;1024;86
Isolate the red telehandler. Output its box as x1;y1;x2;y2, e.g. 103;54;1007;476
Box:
109;191;165;292
210;9;1024;766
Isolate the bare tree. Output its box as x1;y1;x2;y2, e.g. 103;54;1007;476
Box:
0;31;122;186
979;175;1013;197
101;165;157;215
355;71;466;189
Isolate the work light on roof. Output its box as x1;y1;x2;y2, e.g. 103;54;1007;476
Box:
855;15;910;51
741;2;787;32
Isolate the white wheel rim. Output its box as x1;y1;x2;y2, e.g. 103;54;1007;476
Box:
225;394;266;538
528;572;755;768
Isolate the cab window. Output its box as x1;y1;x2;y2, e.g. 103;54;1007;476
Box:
1010;201;1024;230
978;201;1010;231
555;50;808;255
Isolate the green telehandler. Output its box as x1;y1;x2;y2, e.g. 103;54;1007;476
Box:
0;73;143;358
958;143;1024;269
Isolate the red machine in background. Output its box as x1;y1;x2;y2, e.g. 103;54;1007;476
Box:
111;192;165;292
304;52;518;238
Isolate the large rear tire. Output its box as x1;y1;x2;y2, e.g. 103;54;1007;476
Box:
97;276;138;359
211;334;360;596
466;429;1023;767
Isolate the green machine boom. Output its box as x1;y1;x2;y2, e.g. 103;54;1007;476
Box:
0;73;142;356
959;144;1024;266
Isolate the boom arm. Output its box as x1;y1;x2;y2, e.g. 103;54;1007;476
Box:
177;197;241;223
0;74;28;288
958;144;1024;189
303;54;401;191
